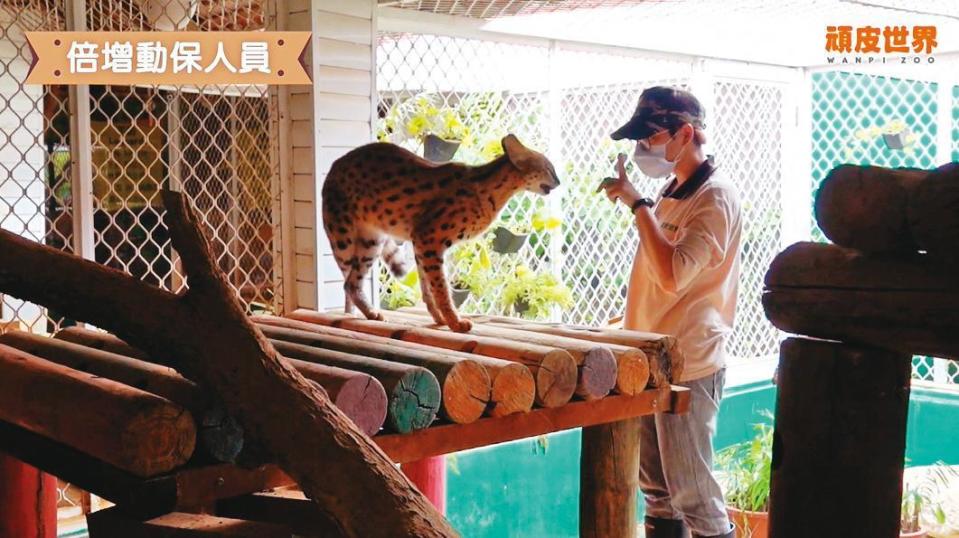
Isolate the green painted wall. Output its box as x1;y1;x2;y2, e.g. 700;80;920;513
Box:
446;383;959;537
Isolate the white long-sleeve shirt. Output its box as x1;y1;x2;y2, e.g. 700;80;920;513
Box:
623;159;742;382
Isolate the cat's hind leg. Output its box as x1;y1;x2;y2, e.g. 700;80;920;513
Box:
344;231;385;321
384;238;440;320
381;238;412;277
327;233;356;315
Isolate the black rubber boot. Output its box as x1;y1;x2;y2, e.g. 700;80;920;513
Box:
692;524;736;538
644;516;688;538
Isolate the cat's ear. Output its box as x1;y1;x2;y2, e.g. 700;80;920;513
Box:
502;134;533;171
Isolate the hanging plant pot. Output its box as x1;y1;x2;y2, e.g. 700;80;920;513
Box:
451;286;471;308
423;134;461;162
492;226;529;254
883;128;910;151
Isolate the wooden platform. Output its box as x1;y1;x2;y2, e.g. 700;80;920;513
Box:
0;386;687;519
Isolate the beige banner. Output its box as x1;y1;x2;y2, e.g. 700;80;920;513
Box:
25;32;311;85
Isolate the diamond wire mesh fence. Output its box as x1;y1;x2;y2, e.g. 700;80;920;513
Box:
954;83;959;161
810;69;956;384
711;80;783;361
1;0;281;528
376;32;787;361
83;0;280;311
0;2;73;334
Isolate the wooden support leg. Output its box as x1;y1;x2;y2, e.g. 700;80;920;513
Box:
769;337;910;538
580;417;641;538
0;453;57;538
401;456;446;513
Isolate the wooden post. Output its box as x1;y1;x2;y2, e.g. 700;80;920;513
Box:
580;417;642;538
402;457;446;514
0;454;57;538
769;337;910;538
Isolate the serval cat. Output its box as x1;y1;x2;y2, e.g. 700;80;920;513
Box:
322;134;560;332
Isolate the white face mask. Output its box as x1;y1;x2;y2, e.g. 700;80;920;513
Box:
632;132;685;178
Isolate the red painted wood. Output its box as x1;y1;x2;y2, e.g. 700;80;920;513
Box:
0;453;57;538
401;456;446;513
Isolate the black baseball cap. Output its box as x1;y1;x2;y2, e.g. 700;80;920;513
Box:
610;86;706;141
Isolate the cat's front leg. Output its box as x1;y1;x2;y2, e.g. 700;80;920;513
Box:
416;269;444;325
412;240;472;333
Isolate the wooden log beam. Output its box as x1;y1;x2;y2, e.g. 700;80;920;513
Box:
261;314;540;415
285;359;388;437
769;337;910;538
0;344;196;477
283;311;572;410
420;309;671;388
0;420;179;513
0;419;291;515
815;163;959;259
381;310;619;399
56;326;152;360
377;387;688;464
580;418;641;538
814;164;927;253
53;327;388;436
269;339;440;433
86;506;302;538
260;324;491;425
0;388;690;514
763;242;959;359
0;190;456;537
910;162;959;262
0;331;243;463
216;490;341;536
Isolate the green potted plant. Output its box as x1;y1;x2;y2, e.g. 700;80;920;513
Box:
382;94;470;162
500;264;572;320
715;413;773;538
901;487;928;538
900;461;959;537
449;241;494;308
882;118;912;151
492;223;531;254
492;212;560;255
843;116;918;161
380;271;421;311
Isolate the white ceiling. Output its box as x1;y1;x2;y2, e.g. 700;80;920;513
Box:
383;0;959;67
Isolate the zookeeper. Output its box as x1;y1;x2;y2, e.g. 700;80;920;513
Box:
598;86;743;538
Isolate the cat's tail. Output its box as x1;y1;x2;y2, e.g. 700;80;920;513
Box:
381;238;412;278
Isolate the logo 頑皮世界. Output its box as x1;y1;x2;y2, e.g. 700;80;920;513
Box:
825;25;937;64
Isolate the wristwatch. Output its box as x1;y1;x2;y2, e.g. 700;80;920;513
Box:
631;197;655;213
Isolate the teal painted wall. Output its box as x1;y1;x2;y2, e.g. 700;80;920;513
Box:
905;386;959;467
810;71;939;242
446;383;959;537
445;381;777;537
